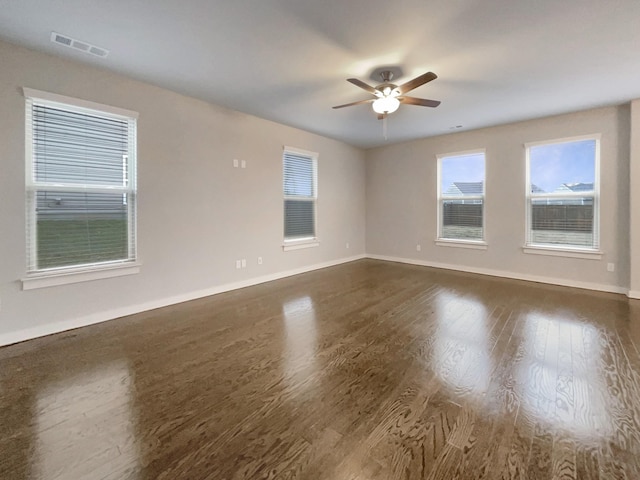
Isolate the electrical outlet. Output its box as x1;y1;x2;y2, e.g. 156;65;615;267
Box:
257;256;263;265
233;158;239;168
346;242;350;249
241;259;247;268
416;244;421;252
241;160;246;169
235;260;241;269
607;263;615;272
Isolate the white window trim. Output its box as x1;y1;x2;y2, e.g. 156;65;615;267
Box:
22;88;139;119
436;148;487;244
22;262;141;290
524;134;600;253
435;239;488;250
282;238;320;251
283;146;319;247
22;88;140;284
522;246;602;260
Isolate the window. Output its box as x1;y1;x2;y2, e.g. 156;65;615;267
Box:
437;151;486;244
283;147;318;248
24;88;138;277
525;136;599;253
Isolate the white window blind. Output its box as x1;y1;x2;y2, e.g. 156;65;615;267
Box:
283;148;317;241
438;151;485;242
526;137;599;250
24;89;138;273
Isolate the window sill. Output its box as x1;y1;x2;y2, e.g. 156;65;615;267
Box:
282;239;320;252
435;239;488;250
22;262;141;290
522;246;603;260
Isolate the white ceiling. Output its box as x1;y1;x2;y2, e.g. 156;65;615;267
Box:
1;0;639;148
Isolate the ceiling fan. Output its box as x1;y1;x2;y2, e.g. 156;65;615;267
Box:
333;70;441;119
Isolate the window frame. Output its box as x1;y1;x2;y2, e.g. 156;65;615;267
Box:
436;149;487;249
22;88;140;289
524;134;602;258
282;146;319;251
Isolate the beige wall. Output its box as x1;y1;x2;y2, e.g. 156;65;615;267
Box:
0;41;366;345
366;106;631;292
630;100;640;297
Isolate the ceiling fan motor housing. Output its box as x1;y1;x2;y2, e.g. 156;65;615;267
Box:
375;71;401;97
375;83;399;97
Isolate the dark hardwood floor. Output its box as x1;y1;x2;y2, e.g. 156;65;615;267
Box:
2;259;640;479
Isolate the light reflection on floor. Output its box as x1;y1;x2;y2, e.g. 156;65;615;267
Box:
517;312;611;440
282;296;318;393
432;291;491;402
33;360;139;480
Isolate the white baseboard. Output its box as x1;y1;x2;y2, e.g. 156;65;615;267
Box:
628;290;640;300
0;254;366;347
366;254;630;296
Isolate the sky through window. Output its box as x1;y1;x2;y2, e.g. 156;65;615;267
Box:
440;153;485;193
529;139;595;193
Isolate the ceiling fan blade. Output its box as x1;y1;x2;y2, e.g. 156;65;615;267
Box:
332;98;374;109
398;72;437;94
399;96;441;107
347;78;378;95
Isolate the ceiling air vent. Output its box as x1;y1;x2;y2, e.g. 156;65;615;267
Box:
50;32;109;58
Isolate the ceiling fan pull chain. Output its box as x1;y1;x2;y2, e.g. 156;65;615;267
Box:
383;115;388;140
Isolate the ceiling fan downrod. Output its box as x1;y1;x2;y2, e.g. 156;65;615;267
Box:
380;70;394;83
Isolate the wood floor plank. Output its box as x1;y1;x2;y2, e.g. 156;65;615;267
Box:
552;435;577;480
450;414;499;480
1;259;640;479
527;426;554;479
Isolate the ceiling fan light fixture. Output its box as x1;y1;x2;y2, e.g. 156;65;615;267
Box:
372;96;400;114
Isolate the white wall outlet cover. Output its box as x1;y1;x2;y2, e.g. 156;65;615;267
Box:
233;159;239;168
241;160;246;168
235;260;241;269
